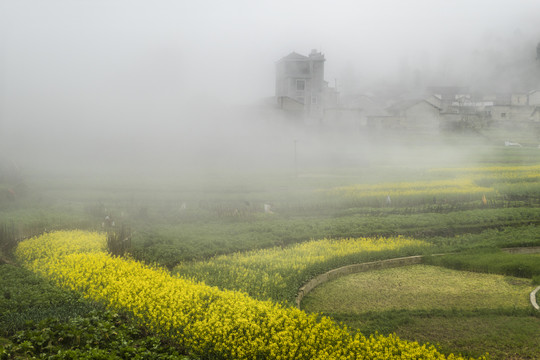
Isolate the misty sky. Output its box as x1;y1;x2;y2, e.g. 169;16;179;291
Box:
1;0;540;174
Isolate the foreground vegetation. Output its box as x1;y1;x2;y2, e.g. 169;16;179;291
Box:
14;231;483;360
0;264;189;359
1;144;540;358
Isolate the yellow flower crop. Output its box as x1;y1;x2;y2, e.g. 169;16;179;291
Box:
15;230;486;360
432;164;540;174
175;236;428;302
432;164;540;183
14;230;106;272
325;178;495;206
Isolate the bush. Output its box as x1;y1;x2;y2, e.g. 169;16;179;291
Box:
107;225;132;257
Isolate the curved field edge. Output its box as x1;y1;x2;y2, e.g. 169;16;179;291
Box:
301;265;535;313
301;265;540;360
14;230;486;360
130;207;540;268
173;236;429;304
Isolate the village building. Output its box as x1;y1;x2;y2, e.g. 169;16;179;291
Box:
274;43;540;136
482;91;538;125
511;93;528;106
275;50;338;123
529;90;540;106
530;107;540;122
389;99;442;133
425;86;470;111
324;94;387;131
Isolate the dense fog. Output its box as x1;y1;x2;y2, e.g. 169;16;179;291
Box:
1;0;540;177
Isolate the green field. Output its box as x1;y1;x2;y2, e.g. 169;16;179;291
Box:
2;144;540;358
301;265;534;313
0;264;189;359
301;265;539;359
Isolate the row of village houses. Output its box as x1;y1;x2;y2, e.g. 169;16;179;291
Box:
274;50;540;133
331;87;540;133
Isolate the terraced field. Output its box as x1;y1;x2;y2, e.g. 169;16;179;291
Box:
2;145;540;358
301;265;534;313
301;265;540;360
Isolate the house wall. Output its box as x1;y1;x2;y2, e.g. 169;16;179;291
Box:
490;105;512;121
275;51;326;119
531;108;540;122
511;94;528;106
402;101;440;132
278;97;304;113
512;106;535;121
529;91;540;106
490;105;536;123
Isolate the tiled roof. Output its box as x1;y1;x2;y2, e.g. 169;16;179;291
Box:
278;52;309;62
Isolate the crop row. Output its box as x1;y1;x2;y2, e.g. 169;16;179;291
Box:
129;207;540;268
425;250;540;281
15;231;485;360
324;165;540;207
174;236;428;303
431;164;540;175
324;178;495;207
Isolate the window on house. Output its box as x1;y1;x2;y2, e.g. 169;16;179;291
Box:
296;79;305;91
501;112;507;118
311;96;317;104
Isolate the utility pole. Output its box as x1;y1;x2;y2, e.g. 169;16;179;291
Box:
294;139;298;178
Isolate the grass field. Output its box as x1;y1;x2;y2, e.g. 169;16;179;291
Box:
301;265;534;313
301;265;540;359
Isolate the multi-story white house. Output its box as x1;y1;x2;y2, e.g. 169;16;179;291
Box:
275;50;337;121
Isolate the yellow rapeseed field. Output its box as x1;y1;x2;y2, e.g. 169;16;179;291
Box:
175;236;428;301
431;164;540;174
431;165;540;183
15;230;486;359
325;165;540;206
325;178;495;205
